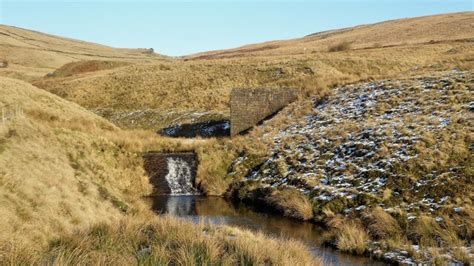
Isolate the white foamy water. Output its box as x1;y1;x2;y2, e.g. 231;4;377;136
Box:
165;158;198;195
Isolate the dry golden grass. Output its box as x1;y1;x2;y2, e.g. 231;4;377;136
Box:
413;216;451;248
0;77;151;244
364;207;402;239
189;12;474;59
0;13;469;132
0;77;225;243
265;188;314;220
33;40;473;130
322;208;345;229
321;211;372;256
452;246;471;265
194;140;236;195
336;221;369;255
0;25;168;81
0;215;320;265
230;70;473;263
1;12;473;264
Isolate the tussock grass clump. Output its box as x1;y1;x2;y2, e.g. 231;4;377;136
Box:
195;139;236;195
461;206;474;240
321;212;372;256
328;41;352;52
336;221;369;255
412;215;465;249
451;246;471;265
364;207;402;239
0;216;321;265
322;208;346;229
265;188;313;220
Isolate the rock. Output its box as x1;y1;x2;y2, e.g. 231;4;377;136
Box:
136;245;152;259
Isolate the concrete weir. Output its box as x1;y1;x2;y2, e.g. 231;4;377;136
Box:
230;87;297;136
143;152;198;195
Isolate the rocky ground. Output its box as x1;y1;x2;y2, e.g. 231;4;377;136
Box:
94;108;227;130
231;70;473;264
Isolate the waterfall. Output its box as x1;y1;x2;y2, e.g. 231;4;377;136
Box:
165;157;198;195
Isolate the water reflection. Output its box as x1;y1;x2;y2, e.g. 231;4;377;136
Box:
164;195;195;215
148;195;386;266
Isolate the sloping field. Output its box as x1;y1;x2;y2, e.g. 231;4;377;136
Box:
0;25;168;81
0;77;152;244
188;12;474;59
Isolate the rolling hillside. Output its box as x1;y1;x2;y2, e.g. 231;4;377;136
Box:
188;12;474;59
29;12;474;131
0;25;168;81
0;12;472;131
0;10;473;265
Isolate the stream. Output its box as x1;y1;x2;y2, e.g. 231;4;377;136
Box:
148;195;387;266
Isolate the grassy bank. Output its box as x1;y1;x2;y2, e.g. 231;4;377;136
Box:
1;215;319;265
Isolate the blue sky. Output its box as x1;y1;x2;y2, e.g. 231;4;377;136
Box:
0;1;472;56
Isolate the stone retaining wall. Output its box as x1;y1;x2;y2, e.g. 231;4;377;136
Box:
230;87;297;136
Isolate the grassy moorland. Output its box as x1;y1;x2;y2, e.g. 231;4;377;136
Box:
26;12;474;131
189;12;474;59
0;11;473;265
0;24;167;81
33;41;472;130
0;77;318;264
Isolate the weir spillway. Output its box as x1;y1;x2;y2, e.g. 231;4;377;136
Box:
143;152;198;195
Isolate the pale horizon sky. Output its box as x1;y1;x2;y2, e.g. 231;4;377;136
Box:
0;0;472;56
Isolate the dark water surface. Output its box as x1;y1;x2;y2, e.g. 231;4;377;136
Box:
148;195;387;266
